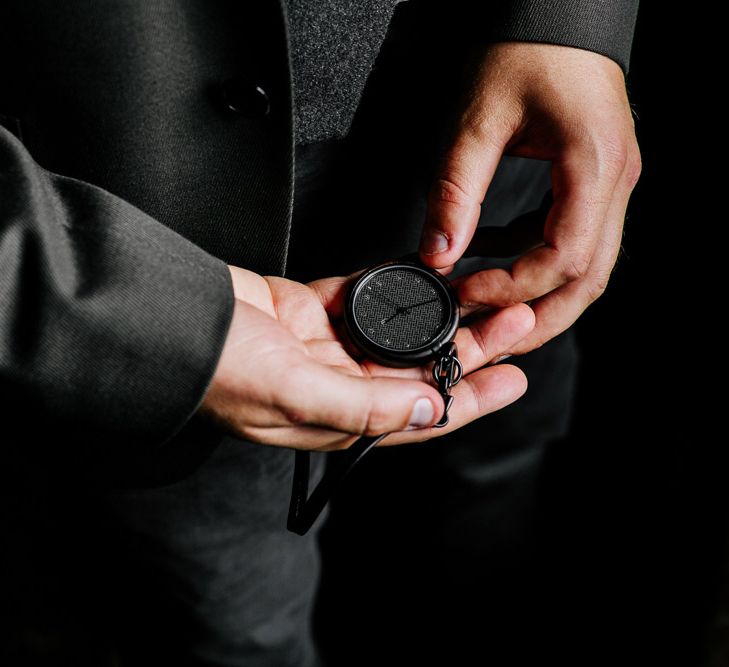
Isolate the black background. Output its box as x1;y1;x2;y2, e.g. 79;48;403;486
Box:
524;6;724;658
560;6;723;664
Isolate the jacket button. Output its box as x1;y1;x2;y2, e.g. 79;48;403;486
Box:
220;78;270;117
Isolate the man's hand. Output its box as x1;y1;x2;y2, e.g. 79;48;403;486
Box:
419;43;641;354
199;265;535;451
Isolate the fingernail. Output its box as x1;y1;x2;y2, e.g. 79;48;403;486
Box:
421;231;449;255
492;354;512;364
408;398;435;428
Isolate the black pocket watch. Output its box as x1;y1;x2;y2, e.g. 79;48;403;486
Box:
288;260;463;535
344;260;460;367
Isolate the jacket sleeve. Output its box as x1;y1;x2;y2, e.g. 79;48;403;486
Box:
0;126;234;460
483;0;640;73
415;0;640;73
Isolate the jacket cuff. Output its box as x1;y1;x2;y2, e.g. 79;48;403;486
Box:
482;0;640;73
151;257;235;448
52;181;239;456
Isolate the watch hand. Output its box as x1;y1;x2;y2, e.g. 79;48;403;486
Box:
380;298;439;325
407;297;440;310
370;289;403;310
382;306;409;324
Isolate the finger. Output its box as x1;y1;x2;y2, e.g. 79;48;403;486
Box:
251;361;530;449
382;363;528;445
454;302;535;374
228;265;276;315
245;363;528;450
240;423;360;450
508;160;638;355
419;112;514;269
457;147;624;308
308;275;351;317
274;359;444;437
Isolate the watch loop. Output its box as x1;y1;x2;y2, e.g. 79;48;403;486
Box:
431;341;462;427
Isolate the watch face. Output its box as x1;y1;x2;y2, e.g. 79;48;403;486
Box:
345;262;458;366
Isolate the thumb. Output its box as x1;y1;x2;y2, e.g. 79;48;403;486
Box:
420;110;513;269
283;362;443;436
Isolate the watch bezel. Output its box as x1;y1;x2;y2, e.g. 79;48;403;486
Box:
343;260;460;367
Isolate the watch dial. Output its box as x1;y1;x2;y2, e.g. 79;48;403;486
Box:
352;267;450;351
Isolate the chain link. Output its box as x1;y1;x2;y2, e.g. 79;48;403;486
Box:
431;341;462;428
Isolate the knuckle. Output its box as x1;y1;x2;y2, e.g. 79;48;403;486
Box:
466;378;491;416
430;176;476;208
624;147;643;188
458;276;484;307
362;394;390;436
560;253;591;282
470;321;489;356
586;275;609;302
274;364;312;421
596;132;630;177
458;268;517;307
280;406;307;426
463;104;521;147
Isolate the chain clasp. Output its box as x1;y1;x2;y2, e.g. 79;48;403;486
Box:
432;341;463;427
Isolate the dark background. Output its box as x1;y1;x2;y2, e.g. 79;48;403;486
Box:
3;4;723;666
564;6;724;664
316;4;726;667
549;7;725;664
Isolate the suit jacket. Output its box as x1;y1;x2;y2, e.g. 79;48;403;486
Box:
0;0;638;478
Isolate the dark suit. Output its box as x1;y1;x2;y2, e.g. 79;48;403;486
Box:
0;1;638;664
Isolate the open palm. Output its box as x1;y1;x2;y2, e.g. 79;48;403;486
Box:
200;265;535;451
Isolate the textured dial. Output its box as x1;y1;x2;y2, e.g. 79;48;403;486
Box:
351;267;450;351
